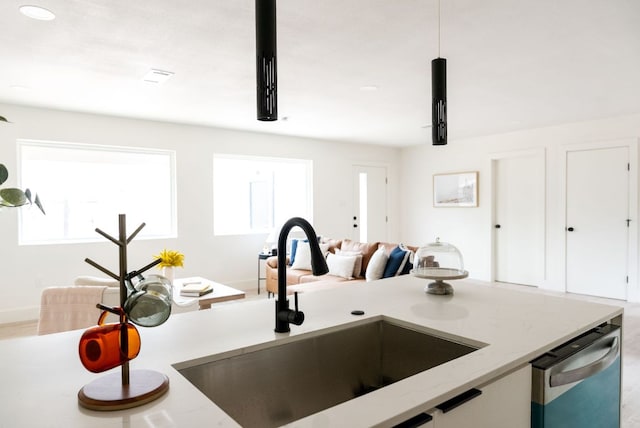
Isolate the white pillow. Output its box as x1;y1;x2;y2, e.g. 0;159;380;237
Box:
326;253;358;279
319;243;330;257
365;247;388;281
335;249;363;278
291;241;312;270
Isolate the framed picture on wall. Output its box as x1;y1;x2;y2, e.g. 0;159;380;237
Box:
433;171;478;207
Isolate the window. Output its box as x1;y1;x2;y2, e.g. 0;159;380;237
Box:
213;154;312;235
18;140;176;244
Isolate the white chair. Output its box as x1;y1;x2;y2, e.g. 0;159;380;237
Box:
73;275;119;287
37;285;110;335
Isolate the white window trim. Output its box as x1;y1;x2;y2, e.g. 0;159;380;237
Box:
17;139;177;245
213;153;313;236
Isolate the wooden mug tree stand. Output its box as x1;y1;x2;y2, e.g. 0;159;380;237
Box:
77;214;169;411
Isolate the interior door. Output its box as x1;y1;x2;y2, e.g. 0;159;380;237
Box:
494;153;545;286
566;147;629;300
352;165;387;243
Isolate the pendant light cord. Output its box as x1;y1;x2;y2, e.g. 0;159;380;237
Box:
437;0;441;58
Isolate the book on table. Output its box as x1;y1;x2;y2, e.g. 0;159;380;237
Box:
180;281;213;297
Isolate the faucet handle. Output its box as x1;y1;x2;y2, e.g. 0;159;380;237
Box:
290;310;304;325
290;292;304;325
276;292;305;327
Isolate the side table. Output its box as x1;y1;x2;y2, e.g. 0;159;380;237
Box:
257;253;271;295
173;277;245;310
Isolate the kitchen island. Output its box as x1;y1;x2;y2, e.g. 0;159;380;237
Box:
0;276;622;427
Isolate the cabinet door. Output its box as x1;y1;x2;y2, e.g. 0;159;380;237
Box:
433;365;531;428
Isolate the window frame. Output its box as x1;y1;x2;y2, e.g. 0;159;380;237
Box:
213;153;313;236
17;139;177;245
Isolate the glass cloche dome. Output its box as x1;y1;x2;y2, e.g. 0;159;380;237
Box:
412;238;468;295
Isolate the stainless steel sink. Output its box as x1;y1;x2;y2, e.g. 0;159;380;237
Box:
174;317;480;427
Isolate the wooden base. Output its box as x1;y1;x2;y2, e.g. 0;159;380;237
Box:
78;369;169;411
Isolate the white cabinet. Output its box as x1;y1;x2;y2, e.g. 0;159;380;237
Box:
431;364;531;428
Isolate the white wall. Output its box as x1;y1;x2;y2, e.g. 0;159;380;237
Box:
0;103;401;323
399;113;640;301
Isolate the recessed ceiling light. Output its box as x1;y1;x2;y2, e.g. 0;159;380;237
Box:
19;5;56;21
142;69;174;84
359;85;379;92
10;84;30;91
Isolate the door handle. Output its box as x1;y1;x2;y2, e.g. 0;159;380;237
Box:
435;388;482;413
549;336;619;387
495;224;501;229
567;227;575;232
353;224;358;228
392;412;433;428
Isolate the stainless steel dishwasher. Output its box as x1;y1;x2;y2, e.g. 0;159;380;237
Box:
531;323;621;428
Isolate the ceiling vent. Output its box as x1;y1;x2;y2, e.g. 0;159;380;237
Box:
142;69;174;84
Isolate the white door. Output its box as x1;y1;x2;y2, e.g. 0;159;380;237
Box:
566;147;629;300
494;153;545;286
352;165;387;243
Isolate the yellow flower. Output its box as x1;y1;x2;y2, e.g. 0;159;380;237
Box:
154;249;184;268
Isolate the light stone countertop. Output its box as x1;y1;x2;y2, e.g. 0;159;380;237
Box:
0;276;623;428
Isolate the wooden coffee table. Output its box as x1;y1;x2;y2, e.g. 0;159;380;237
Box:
173;277;245;310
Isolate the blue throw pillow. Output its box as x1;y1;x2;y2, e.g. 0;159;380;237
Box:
289;239;301;266
383;246;408;278
400;259;413;275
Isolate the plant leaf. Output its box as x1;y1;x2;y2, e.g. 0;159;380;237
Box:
0;188;27;206
0;164;7;186
0;115;10;123
34;194;45;215
25;188;33;204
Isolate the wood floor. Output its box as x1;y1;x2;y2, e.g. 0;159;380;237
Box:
1;287;637;427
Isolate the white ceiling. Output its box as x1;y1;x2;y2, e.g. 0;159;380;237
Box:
1;0;639;147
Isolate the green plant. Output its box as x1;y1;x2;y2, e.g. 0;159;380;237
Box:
0;163;45;214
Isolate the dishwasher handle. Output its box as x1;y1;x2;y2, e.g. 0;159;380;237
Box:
549;336;619;387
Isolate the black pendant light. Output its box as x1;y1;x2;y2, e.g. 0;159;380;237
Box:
432;58;446;145
431;0;447;145
256;0;277;121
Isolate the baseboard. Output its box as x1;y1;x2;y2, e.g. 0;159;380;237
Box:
0;305;39;324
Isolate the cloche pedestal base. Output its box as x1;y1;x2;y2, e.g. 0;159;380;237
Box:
425;280;455;295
